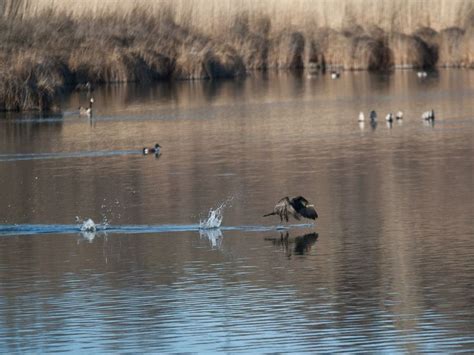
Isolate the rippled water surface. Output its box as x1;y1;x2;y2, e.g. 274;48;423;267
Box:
0;71;473;352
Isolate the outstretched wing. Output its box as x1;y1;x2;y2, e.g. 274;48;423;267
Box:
291;196;318;220
291;196;309;208
299;205;318;220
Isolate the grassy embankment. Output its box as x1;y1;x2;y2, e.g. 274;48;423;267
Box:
0;0;473;111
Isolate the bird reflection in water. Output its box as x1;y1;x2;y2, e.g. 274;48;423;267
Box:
77;230;98;244
199;228;223;249
265;232;319;257
77;230;108;244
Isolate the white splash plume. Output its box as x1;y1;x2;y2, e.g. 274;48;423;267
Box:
199;196;236;230
80;218;97;232
199;203;225;229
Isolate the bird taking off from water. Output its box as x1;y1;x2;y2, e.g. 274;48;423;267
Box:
263;196;318;222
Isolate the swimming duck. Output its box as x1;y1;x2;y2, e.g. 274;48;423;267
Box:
143;143;162;155
396;111;404;120
422;109;435;121
385;113;393;123
370;110;377;122
358;112;365;122
331;71;340;79
417;71;428;78
79;98;94;116
263;196;318;222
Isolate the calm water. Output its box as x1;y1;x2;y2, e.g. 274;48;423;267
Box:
0;70;473;352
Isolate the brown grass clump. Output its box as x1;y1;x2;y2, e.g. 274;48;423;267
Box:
437;27;469;67
173;43;245;80
67;47;174;83
0;53;67;111
413;27;440;65
269;31;305;69
308;28;390;71
466;27;474;68
226;14;271;69
388;33;435;68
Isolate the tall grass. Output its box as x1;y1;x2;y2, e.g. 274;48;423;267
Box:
14;0;474;33
0;0;472;111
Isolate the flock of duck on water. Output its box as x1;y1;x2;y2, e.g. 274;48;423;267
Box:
331;70;435;128
76;69;435;226
358;108;435;128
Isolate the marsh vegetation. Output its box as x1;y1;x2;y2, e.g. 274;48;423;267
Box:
0;0;473;111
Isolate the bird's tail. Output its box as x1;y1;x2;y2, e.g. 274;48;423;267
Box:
263;212;276;217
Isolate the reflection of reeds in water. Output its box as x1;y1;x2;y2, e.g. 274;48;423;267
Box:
0;0;472;111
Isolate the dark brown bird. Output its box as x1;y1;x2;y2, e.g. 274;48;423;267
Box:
263;196;318;222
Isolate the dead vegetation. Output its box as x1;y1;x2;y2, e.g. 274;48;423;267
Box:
0;0;472;111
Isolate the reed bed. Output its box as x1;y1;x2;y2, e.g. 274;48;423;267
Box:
0;0;472;111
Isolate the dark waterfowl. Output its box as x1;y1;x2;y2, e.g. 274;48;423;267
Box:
143;143;161;155
263;196;318;222
422;109;435;121
370;110;377;122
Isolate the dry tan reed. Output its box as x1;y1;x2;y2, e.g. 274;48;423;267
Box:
0;0;473;111
14;0;473;33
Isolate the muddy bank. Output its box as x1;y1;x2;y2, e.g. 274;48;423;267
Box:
0;11;472;111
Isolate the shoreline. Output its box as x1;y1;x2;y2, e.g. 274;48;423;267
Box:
0;10;472;112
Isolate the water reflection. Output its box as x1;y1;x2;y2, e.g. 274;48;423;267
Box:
79;230;98;242
0;69;473;352
199;228;223;249
265;232;319;257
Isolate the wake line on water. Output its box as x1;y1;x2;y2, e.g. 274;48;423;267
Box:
0;223;314;237
0;150;141;162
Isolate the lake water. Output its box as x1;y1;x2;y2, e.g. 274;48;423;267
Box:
0;70;473;352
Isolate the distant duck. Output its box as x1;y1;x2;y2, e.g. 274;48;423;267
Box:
417;71;428;78
143;143;162;155
358;112;365;122
385;113;393;123
370;110;377;122
331;71;340;79
396;111;404;120
79;98;94;116
263;196;318;222
422;109;435;121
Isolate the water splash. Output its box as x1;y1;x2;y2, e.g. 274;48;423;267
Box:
199;203;225;229
76;216;109;232
199;196;236;230
80;218;97;232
